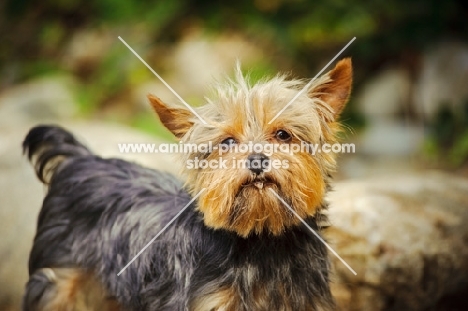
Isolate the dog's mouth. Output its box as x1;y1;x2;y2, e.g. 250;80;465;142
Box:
242;175;276;190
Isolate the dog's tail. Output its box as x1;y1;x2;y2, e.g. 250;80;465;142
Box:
23;125;92;184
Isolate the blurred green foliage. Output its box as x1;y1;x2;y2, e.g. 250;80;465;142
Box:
2;0;466;80
0;0;467;164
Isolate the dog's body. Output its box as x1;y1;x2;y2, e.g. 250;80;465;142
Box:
22;126;332;311
23;59;352;311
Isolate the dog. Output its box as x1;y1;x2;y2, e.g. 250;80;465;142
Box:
22;58;352;311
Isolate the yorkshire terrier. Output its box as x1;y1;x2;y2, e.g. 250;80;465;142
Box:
22;58;352;311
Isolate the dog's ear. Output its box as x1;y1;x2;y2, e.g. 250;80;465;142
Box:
309;58;352;119
148;94;194;138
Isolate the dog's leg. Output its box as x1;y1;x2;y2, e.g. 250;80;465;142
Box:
23;268;121;311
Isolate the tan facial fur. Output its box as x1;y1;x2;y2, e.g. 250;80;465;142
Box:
149;58;352;237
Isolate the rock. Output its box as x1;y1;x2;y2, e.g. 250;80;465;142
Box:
356;119;425;157
326;171;468;311
354;67;424;157
354;67;425;157
133;30;264;112
414;41;468;119
353;41;468;159
169;30;261;95
0;76;78;130
357;68;411;120
0;149;43;311
337;154;422;180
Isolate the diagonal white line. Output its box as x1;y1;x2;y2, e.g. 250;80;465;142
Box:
117;188;206;276
118;36;207;125
268;37;356;124
269;188;357;275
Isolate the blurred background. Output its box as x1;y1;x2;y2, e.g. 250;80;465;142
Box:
1;0;467;174
1;0;467;310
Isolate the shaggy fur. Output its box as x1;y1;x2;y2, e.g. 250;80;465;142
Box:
23;59;352;311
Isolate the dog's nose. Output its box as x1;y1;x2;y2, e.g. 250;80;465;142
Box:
247;153;270;175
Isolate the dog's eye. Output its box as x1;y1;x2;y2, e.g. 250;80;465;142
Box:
221;137;237;146
275;130;291;142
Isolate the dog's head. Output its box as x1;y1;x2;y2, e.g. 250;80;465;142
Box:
148;59;352;237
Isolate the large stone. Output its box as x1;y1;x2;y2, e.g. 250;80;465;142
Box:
355;119;425;157
133;30;264;112
0;151;42;311
326;172;468;311
354;67;425;157
0;76;78;130
414;41;468;119
357;68;411;120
